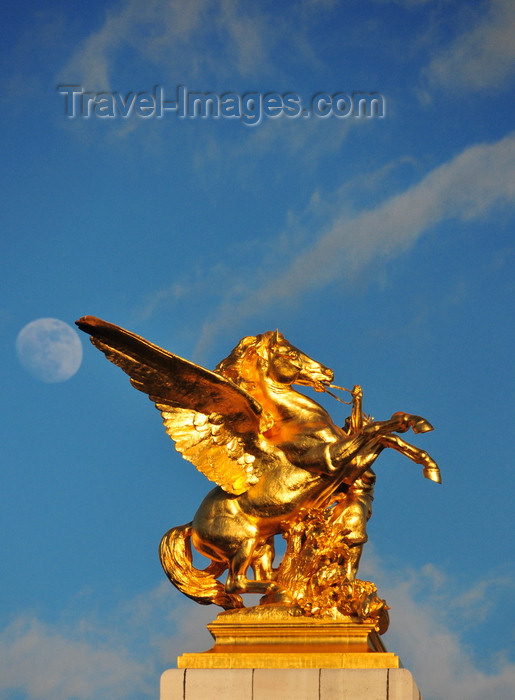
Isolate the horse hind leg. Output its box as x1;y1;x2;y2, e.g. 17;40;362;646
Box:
160;524;244;609
251;537;276;582
226;539;277;595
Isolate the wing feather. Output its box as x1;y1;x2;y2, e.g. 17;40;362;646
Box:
76;316;264;494
157;404;259;495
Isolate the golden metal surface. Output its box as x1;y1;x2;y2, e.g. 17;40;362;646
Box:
77;317;441;644
177;605;400;669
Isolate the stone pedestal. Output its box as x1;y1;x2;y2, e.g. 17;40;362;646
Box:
161;607;423;699
160;668;423;699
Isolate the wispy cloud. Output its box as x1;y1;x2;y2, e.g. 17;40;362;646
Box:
59;0;276;90
0;583;212;700
194;130;515;354
424;0;515;92
0;616;149;700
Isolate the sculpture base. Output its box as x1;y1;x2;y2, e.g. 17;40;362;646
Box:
161;669;422;700
177;605;400;670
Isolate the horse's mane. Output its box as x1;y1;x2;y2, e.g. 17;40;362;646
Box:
215;332;281;435
215;331;277;393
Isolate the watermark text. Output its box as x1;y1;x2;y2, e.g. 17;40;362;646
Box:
57;85;385;126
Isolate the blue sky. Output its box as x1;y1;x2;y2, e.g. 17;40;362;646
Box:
2;1;515;698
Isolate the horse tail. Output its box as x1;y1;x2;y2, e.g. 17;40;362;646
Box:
159;524;244;610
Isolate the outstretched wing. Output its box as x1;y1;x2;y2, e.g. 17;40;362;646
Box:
76;316;264;495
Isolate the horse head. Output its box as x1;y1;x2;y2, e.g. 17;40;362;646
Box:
265;331;334;391
216;331;333;393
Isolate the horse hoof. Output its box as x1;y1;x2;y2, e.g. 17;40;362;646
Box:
423;466;442;483
260;585;293;605
413;418;434;434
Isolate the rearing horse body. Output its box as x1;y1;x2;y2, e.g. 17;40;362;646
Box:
75;317;439;610
186;331;438;601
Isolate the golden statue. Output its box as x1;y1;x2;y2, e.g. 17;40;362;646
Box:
76;317;440;659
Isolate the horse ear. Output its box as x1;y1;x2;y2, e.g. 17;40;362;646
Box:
273;329;282;343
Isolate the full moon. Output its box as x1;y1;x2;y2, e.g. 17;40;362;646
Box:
16;318;83;383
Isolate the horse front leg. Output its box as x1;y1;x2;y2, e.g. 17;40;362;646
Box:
378;433;441;483
365;412;434;436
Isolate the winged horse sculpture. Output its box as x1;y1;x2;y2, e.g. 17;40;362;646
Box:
76;316;440;610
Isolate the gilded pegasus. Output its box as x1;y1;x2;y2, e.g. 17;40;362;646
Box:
76;317;440;610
